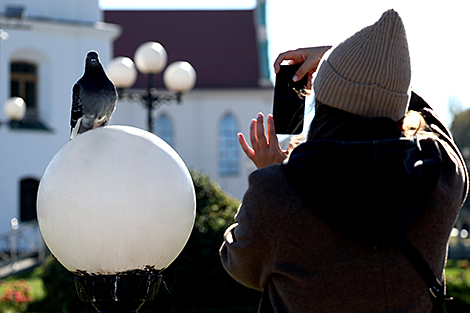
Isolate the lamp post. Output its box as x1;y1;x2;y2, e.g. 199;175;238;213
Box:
37;126;196;312
107;41;197;133
0;97;26;128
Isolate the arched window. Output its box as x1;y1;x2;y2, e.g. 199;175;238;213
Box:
155;114;174;147
11;62;38;121
20;178;40;222
219;113;239;176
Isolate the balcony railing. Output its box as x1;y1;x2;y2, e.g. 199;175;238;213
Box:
0;219;47;278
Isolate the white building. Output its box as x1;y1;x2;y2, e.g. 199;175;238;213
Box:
0;0;120;234
0;1;274;235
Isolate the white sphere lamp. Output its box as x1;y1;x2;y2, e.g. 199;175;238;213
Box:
163;61;197;93
107;57;138;89
134;42;168;75
4;97;26;121
37;126;196;275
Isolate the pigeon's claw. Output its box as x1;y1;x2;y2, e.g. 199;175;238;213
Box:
93;116;108;129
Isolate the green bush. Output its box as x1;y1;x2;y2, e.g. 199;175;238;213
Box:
445;259;470;310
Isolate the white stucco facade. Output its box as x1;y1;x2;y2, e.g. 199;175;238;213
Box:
0;0;121;234
0;0;275;235
111;88;273;200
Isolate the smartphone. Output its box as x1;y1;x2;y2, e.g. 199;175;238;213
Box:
273;64;308;135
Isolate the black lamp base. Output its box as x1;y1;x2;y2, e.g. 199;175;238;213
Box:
74;274;162;313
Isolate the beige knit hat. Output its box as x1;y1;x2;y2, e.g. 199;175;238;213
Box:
313;9;411;121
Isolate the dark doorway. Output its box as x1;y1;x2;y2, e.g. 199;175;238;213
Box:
20;178;39;222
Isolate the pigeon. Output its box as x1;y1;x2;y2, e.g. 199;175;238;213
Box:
70;51;117;139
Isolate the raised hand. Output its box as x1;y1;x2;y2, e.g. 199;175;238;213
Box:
238;113;288;169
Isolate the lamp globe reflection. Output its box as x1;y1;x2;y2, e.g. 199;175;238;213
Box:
37;126;196;312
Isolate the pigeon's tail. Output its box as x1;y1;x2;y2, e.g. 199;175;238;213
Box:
70;115;96;139
70;116;83;139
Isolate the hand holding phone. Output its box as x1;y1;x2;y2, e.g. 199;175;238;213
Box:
272;64;308;135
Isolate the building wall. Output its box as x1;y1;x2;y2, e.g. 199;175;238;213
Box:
0;2;274;235
111;88;274;200
0;1;120;234
103;8;274;198
0;0;102;24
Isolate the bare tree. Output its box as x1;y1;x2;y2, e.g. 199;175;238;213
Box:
448;95;464;120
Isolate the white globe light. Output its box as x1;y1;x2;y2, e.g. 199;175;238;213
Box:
134;42;167;75
4;97;26;121
107;57;138;89
37;126;196;275
163;61;197;93
0;29;8;41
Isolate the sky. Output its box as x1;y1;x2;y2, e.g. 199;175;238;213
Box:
99;0;470;127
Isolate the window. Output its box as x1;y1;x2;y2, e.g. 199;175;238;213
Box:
219;114;239;176
11;62;37;118
20;178;39;222
155;114;174;147
10;61;48;129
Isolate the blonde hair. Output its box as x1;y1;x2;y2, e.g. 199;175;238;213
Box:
398;111;427;138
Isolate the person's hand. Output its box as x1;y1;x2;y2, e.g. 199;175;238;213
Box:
238;113;288;169
273;46;332;89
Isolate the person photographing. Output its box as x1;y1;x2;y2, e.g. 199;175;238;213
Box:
220;9;468;313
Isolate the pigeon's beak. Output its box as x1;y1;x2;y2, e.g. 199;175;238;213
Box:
90;58;97;65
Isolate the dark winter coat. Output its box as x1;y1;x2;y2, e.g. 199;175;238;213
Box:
220;98;468;312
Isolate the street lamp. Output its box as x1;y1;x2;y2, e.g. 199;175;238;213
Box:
37;126;196;312
107;41;197;133
0;29;9;41
1;97;26;128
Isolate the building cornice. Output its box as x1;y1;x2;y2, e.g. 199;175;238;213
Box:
0;17;121;40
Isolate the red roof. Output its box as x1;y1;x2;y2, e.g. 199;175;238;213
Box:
104;10;261;89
